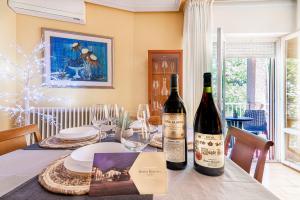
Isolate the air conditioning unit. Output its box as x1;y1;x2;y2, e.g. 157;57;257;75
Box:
8;0;86;24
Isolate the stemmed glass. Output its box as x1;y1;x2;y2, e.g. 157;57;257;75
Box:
107;104;119;125
121;111;150;152
137;104;151;135
118;106;125;119
103;104;118;138
137;104;150;121
91;104;108;139
154;62;159;73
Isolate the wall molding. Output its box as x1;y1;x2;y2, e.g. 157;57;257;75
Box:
85;0;181;12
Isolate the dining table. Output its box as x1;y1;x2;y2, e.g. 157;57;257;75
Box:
225;116;253;129
0;131;279;200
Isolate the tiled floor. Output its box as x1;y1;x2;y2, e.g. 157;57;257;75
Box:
253;162;300;200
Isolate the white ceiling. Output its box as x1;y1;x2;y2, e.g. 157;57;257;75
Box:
85;0;181;12
85;0;294;12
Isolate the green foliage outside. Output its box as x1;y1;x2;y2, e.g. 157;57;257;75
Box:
286;58;298;119
224;58;247;104
211;57;248;116
212;58;248;104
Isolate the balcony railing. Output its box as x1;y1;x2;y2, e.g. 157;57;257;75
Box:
224;103;249;117
224;102;270;117
224;102;272;159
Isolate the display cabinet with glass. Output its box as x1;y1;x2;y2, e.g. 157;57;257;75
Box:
148;50;183;124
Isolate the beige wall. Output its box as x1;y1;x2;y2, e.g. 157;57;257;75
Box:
132;12;183;112
15;3;183;114
0;1;16;130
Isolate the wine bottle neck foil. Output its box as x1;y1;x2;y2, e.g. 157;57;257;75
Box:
203;86;212;94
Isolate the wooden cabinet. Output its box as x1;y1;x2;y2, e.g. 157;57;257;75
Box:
148;50;183;125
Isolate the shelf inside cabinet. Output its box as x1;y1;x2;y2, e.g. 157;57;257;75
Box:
152;72;178;75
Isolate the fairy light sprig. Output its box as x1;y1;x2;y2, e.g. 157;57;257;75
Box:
0;41;69;127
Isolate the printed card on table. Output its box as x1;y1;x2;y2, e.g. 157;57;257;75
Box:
89;152;167;196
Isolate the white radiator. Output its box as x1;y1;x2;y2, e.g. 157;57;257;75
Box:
30;107;93;140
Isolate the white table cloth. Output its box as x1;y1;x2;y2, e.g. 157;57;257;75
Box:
0;150;279;200
0;149;71;197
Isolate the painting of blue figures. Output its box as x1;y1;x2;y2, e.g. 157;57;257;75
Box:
50;36;108;82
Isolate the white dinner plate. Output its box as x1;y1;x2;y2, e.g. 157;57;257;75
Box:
55;126;98;140
64;142;129;173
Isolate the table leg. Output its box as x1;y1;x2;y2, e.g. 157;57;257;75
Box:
226;121;234;148
238;121;243;129
227;121;232;127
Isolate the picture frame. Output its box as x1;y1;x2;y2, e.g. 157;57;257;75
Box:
42;28;113;88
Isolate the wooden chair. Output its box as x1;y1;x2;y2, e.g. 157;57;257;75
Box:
224;127;274;183
0;124;41;156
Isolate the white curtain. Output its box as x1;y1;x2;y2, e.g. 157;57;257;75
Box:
183;0;214;127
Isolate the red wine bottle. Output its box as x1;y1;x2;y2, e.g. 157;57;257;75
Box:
194;73;224;176
162;74;187;170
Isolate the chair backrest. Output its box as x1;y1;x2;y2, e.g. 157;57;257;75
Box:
224;127;273;183
243;110;267;131
0;124;41;155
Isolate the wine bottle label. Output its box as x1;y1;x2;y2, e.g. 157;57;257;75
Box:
162;113;186;163
162;113;185;139
194;132;224;168
163;138;185;163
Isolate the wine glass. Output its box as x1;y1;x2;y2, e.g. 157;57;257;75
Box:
91;104;109;139
121;111;150;152
154;62;159;73
104;104;118;138
137;104;150;121
118;106;125;117
107;104;119;125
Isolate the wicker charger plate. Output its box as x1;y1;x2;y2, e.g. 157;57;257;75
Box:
39;134;100;149
38;157;91;195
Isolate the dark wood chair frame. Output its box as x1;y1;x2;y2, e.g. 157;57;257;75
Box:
225;127;274;183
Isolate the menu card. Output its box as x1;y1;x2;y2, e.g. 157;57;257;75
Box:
89;152;167;196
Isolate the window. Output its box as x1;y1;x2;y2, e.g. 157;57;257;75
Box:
284;37;300;167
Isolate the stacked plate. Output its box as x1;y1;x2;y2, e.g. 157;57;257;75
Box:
64;142;129;174
55;127;99;141
39;126;100;149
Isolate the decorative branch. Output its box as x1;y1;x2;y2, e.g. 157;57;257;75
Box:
0;41;62;127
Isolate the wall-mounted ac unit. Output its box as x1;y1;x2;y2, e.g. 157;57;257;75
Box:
8;0;86;24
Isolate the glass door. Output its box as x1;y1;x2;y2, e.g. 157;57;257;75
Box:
213;30;276;159
212;28;226;122
214;36;276;159
281;31;300;171
216;28;225;119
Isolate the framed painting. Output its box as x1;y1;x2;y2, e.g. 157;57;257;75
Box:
43;28;113;88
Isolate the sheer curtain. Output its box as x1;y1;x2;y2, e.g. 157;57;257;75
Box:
183;0;214;127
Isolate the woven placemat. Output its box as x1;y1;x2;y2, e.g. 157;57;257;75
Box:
39;134;100;149
38;157;91;195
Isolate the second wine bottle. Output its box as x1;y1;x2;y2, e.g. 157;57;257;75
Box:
162;74;187;170
193;72;224;176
